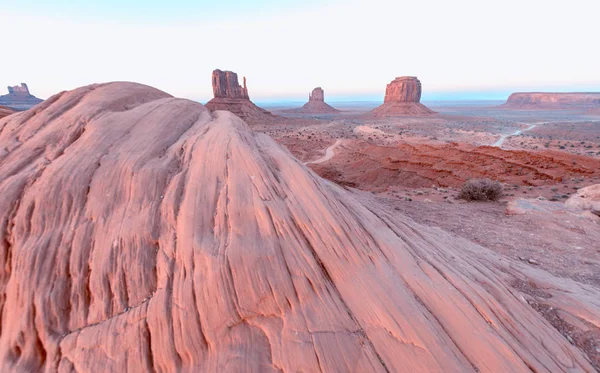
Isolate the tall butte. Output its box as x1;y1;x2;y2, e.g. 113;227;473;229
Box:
371;76;434;116
0;83;43;111
205;69;277;124
285;87;340;114
0;81;599;371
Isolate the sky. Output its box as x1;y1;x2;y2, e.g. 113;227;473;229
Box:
1;0;599;102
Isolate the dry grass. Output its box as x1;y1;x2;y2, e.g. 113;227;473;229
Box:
457;178;503;202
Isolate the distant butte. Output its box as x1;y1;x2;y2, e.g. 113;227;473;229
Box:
502;92;600;109
205;69;278;124
284;87;340;115
0;83;43;111
371;76;434;116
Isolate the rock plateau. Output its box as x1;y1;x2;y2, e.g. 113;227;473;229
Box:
285;87;340;114
503;92;600;109
205;69;277;124
0;82;599;372
371;76;434;116
0;83;44;111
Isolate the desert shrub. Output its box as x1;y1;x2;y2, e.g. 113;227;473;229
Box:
457;178;503;202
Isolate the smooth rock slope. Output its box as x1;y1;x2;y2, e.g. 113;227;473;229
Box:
0;105;15;119
0;82;599;372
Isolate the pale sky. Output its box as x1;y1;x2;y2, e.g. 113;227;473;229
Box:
1;0;598;101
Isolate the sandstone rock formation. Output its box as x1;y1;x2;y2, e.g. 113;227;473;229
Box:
371;76;434;116
0;105;15;119
205;69;277;124
0;83;43;111
284;87;340;115
566;184;600;216
0;82;599;372
503;92;600;109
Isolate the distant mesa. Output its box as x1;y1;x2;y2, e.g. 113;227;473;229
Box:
502;92;600;109
284;87;340;114
371;76;434;116
205;69;278;124
0;83;44;111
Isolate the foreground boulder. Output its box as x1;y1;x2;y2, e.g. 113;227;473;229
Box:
371;76;434;116
0;82;599;372
205;69;277;124
0;83;43;111
285;87;340;114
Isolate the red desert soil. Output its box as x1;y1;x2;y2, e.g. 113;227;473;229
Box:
309;139;600;191
1;82;600;372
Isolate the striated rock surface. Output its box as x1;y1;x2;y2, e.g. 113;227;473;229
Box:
0;83;44;111
503;92;600;109
205;69;277;124
372;77;434;116
0;105;15;119
1;82;600;372
284;87;340;115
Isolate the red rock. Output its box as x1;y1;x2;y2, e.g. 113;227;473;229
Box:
0;82;599;372
206;69;277;124
503;92;600;109
0;105;14;119
372;77;434;116
211;69;249;99
284;87;340;114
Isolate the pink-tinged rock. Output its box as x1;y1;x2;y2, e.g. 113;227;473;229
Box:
566;184;600;216
285;87;340;114
0;82;598;372
503;92;600;109
384;76;422;103
309;87;325;102
211;69;249;99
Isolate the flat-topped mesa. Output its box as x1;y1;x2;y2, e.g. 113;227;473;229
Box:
371;76;434;116
0;83;43;111
309;87;325;102
384;76;422;103
502;92;600;109
212;69;249;100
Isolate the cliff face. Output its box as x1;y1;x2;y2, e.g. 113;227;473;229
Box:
503;92;600;109
372;76;434;116
285;87;340;114
211;70;249;99
309;87;325;102
384;76;422;103
0;83;44;111
0;82;599;372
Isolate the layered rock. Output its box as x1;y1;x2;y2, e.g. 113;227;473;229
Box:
0;82;599;372
503;92;600;109
0;105;15;119
372;76;434;116
205;69;277;124
284;87;340;114
0;83;43;111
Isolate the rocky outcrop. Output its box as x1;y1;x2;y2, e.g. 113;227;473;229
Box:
371;76;434;116
284;87;340;115
205;69;277;124
503;92;600;109
566;184;600;216
0;83;43;111
0;105;15;119
0;82;599;372
211;69;249;99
